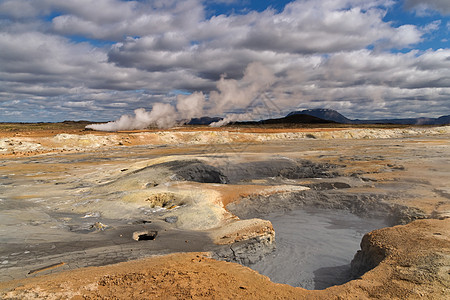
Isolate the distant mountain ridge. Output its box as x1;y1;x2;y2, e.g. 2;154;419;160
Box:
288;109;450;125
287;109;352;124
186;108;450;126
229;113;336;125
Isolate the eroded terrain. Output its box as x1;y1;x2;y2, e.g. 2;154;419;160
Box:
0;126;449;298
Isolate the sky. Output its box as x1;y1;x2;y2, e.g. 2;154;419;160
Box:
0;0;449;124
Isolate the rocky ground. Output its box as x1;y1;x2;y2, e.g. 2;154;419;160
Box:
0;125;449;299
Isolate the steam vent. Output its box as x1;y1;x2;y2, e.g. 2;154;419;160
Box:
1;124;449;299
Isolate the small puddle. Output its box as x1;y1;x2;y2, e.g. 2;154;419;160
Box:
248;208;388;290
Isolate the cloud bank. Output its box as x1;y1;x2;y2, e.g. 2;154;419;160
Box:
0;0;449;123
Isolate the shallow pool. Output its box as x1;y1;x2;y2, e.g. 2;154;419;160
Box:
249;208;388;290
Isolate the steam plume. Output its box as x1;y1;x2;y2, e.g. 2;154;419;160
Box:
210;62;275;114
86;62;275;131
85;93;205;131
176;91;205;120
210;112;256;127
85;104;176;131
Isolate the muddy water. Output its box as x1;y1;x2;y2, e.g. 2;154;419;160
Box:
249;208;387;290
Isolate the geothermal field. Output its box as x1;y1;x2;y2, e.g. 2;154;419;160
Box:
0;124;449;299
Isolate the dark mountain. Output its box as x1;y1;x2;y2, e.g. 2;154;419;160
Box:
260;114;336;124
187;117;223;125
289;108;450;125
287;109;352;124
230;114;336;125
436;115;450;125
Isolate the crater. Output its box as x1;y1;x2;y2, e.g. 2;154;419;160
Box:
221;159;340;184
224;184;426;290
172;162;228;183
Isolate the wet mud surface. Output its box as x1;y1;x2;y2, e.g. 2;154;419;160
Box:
247;208;388;290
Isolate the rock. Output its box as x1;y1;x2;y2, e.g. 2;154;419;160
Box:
164;216;178;224
92;222;108;231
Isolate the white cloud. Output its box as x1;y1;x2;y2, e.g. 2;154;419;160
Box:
422;20;441;33
405;0;450;15
50;0;205;40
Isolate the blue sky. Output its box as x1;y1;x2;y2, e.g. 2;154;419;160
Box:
0;0;449;124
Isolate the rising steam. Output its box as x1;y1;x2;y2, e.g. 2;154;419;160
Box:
86;62;275;131
86;93;204;131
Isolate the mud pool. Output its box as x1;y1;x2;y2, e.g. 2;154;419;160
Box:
249;208;388;290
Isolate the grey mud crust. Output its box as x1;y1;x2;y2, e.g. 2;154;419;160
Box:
226;189;427;226
212;235;276;265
